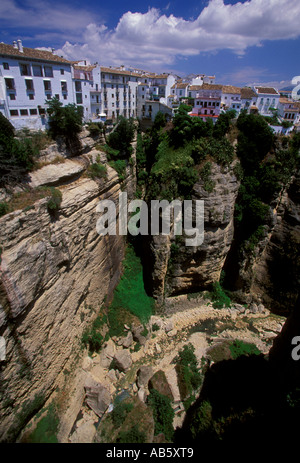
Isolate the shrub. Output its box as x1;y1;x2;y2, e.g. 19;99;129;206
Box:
0;201;9;217
87;162;107;180
209;282;231;309
107;117;135;157
25;403;59;443
109;159;127;182
116;424;146;443
46;188;62;213
200;162;215;193
175;343;202;404
229;340;261;359
112;402;134;427
147;389;174;441
88;122;103;137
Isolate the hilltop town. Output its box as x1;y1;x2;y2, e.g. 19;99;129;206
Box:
1;39;300;133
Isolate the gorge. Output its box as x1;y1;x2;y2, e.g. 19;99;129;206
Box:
0;110;299;444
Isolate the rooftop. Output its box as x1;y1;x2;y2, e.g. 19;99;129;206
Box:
254;86;279;95
241;87;257;99
0;41;70;64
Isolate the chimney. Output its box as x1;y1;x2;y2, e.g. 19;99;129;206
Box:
17;39;23;52
13;40;18;49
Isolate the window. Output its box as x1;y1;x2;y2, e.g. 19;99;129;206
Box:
38;107;46;115
29;94;34;100
112;94;114;98
30;108;38;115
46;94;52;100
25;79;34;91
5;78;15;90
44;80;51;91
20;63;31;76
9;94;16;100
63;94;67;100
10;109;18;116
32;65;43;77
61;81;67;92
44;66;53;77
20;109;28;116
76;93;82;104
60;69;64;75
3;62;9;70
55;94;60;100
75;81;82;92
96;84;98;91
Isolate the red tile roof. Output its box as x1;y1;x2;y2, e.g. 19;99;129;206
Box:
0;42;70;64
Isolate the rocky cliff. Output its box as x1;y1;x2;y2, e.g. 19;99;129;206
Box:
0;131;136;442
146;160;240;303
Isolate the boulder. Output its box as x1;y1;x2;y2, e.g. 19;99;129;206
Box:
120;331;133;348
132;324;148;346
148;370;174;401
0;336;6;362
136;365;153;388
82;356;93;372
69;420;96;443
84;376;111;417
107;369;118;383
113;350;132;372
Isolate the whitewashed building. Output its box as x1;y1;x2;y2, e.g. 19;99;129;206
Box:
101;66;139;120
191;84;222;121
72;62;102;121
253;86;280;116
0;40;74;130
221;85;242;114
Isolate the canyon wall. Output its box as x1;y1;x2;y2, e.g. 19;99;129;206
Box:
146;160;240;303
0;135;135;442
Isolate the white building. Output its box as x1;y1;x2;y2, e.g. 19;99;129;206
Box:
72;62;102;121
253;86;280;116
0;40;74;130
240;87;258;113
277;97;300;125
191;84;222;121
101;66;139;120
221;85;242;114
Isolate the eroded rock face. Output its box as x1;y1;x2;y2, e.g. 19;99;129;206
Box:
243;171;300;314
0;164;127;441
147;161;240;303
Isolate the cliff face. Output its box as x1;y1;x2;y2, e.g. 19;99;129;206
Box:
147;161;240;303
238;170;300;314
0;137;135;441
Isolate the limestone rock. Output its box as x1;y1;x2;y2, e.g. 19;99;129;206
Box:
137;387;147;403
69;420;96;443
29;159;85;188
132;324;148;346
120;331;133;348
82;356;93;372
107;369;118;383
148;370;174;401
136;365;153;388
84;377;111;417
0;336;6;362
113;350;132;372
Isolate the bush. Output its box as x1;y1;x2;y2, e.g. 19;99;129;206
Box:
87;162;107;180
107;117;135;157
209;282;231;309
25;403;59;443
175;344;202;404
112;402;134;427
200;162;215;193
88;122;103;137
229;340;261;359
46;188;62;213
0;201;9;217
116;424;146;443
109;159;127;182
147;389;174;441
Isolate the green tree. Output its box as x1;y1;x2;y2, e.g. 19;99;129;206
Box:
46;96;83;155
107;116;135;157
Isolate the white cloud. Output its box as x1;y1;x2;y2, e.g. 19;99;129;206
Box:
2;0;300;69
54;0;300;68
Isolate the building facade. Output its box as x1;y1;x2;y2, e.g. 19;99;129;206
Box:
0;40;74;130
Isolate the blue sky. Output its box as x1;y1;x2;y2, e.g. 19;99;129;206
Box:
1;0;300;88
